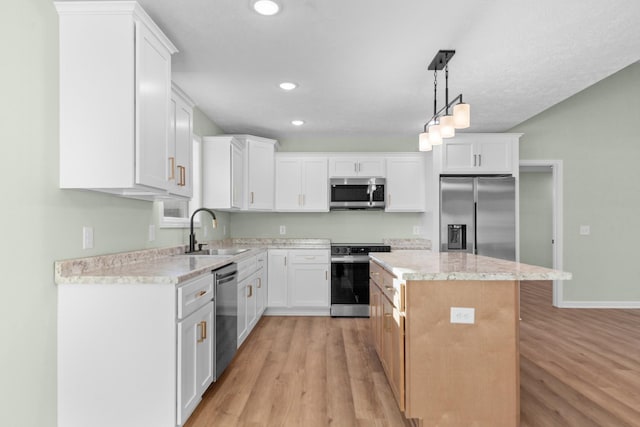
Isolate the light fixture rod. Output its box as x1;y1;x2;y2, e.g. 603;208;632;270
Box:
424;94;464;129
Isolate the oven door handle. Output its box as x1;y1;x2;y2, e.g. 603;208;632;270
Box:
331;255;371;263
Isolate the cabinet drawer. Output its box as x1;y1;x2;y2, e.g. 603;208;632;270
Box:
370;261;404;311
290;250;329;264
237;255;258;282
177;274;213;319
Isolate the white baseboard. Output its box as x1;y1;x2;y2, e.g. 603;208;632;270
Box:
558;301;640;309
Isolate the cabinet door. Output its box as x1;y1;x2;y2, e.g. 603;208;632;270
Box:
275;158;302;210
381;296;405;411
289;264;329;308
386;157;425;212
301;158;329;211
476;140;512;173
168;88;193;198
370;281;382;356
172;95;193;197
237;278;248;347
256;267;266;317
177;302;214;426
246;275;258;332
135;22;171;190
357;157;385;177
247;139;275;210
329;157;359;177
442;140;475;171
267;250;288;307
231;142;244;209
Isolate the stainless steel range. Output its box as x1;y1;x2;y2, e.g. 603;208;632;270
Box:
330;244;391;317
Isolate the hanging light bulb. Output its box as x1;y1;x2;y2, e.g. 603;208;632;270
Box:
428;123;443;145
440;115;455;138
419;132;432;152
453;102;470;129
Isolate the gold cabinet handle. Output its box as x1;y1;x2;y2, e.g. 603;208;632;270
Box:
284;256;287;266
251;191;255;204
197;320;207;343
257;277;262;288
248;284;253;298
177;165;186;186
168;157;175;180
197;290;207;298
325;270;328;280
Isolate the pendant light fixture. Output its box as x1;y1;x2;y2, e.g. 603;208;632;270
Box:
419;50;470;152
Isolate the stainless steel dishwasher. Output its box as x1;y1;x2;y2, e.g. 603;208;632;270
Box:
213;263;238;380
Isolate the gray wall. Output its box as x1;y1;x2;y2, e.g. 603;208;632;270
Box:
0;2;226;425
519;171;553;268
512;61;640;302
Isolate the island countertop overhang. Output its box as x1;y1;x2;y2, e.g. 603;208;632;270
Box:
369;250;572;281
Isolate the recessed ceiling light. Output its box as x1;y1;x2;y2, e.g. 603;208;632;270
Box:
291;120;305;126
253;0;280;16
279;82;297;91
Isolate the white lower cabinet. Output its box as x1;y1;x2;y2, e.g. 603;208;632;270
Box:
266;249;330;315
177;302;214;425
58;271;215;427
236;251;267;348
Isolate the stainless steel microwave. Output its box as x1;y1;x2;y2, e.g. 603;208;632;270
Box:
329;178;385;210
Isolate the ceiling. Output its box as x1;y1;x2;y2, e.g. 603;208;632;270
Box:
94;0;640;141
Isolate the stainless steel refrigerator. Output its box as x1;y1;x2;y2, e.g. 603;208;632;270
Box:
440;176;516;261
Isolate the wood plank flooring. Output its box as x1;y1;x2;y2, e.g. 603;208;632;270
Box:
186;281;640;427
520;280;640;427
185;316;412;427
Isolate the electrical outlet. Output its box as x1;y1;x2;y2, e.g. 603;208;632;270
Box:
82;226;94;249
413;225;422;235
450;307;475;324
279;225;286;235
579;225;590;235
148;225;155;242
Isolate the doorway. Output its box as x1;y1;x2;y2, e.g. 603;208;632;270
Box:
519;160;564;307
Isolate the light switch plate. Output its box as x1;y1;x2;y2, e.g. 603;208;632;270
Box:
82;226;94;249
279;225;286;235
450;307;475;324
579;225;590;235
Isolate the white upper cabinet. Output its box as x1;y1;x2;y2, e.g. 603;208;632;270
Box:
275;155;328;212
202;135;277;211
385;156;426;212
56;2;178;200
168;84;194;198
202;136;244;210
329;156;386;177
246;137;277;210
441;134;520;174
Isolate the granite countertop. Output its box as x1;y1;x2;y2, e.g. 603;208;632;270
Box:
55;238;331;285
369;250;572;281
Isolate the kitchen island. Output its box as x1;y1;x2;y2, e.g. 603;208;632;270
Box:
368;250;571;427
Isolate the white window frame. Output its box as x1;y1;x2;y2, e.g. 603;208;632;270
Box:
159;135;202;228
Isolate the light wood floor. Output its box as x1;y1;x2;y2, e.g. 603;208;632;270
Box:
186;281;640;427
520;280;640;427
